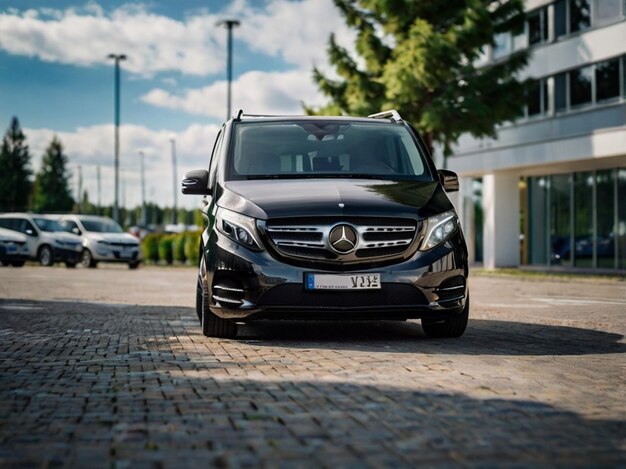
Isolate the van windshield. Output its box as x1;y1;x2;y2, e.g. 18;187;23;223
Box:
228;121;432;181
80;218;123;233
33;217;63;232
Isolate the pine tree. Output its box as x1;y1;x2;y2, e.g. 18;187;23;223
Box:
307;0;530;161
0;117;32;211
33;137;74;213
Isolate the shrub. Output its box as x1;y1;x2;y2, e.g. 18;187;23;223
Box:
184;230;202;266
142;233;162;263
158;235;174;265
172;233;187;264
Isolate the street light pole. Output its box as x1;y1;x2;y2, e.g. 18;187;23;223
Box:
107;53;127;224
138;151;146;226
217;19;240;120
170;139;178;225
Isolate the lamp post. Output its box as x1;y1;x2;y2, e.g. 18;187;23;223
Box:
217;19;240;120
107;53;127;223
170;139;178;225
138;151;146;226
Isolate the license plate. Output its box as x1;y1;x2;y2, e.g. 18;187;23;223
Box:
306;273;381;290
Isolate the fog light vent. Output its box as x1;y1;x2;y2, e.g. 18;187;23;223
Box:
212;278;245;308
436;276;466;305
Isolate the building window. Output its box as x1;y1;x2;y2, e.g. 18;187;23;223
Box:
527;79;549;116
596;58;621;102
527;169;625;270
555;73;567;111
570;0;592;33
528;7;549;45
555;0;567;37
569;66;593;107
595;0;622;25
492;33;511;60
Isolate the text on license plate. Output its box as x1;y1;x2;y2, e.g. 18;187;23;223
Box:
306;273;381;290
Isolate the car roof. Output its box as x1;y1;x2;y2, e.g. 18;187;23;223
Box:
234;115;400;125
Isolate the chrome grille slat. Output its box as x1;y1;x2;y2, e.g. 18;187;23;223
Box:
264;217;419;263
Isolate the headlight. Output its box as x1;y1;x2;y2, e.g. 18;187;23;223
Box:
420;210;459;250
216;208;263;250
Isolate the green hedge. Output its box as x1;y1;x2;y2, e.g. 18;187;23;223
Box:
142;233;162;263
158;235;174;265
172;233;187;263
141;231;201;265
184;231;202;265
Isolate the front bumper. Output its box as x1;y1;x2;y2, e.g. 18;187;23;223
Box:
91;243;141;262
53;247;81;263
202;229;469;321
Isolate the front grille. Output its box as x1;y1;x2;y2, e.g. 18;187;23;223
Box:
263;216;419;264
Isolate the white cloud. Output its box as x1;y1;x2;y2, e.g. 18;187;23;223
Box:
25;123;220;208
0;1;355;77
234;0;356;70
141;69;326;118
0;4;225;76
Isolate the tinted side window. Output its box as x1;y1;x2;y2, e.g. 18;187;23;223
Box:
208;129;224;188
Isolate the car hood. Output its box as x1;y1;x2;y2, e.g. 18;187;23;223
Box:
220;178;453;220
50;232;83;244
0;227;27;242
87;232;139;244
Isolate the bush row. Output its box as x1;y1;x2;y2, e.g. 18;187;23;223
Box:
141;230;201;265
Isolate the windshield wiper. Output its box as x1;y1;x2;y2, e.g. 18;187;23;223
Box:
245;173;395;180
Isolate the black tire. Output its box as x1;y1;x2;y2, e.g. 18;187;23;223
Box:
198;252;237;339
80;249;97;268
65;261;77;268
38;245;54;267
10;261;25;267
422;296;469;338
128;262;140;270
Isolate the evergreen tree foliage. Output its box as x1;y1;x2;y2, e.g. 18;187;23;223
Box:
307;0;530;158
33;137;74;213
0;117;32;211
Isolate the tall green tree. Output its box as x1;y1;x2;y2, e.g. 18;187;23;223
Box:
0;117;32;211
33;137;74;213
307;0;530;161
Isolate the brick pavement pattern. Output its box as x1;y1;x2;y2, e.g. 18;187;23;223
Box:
0;266;625;467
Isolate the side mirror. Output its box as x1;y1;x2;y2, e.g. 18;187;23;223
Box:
438;169;459;192
25;229;36;236
72;227;82;236
182;170;211;195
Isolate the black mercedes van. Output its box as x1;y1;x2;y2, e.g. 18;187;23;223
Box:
182;110;469;339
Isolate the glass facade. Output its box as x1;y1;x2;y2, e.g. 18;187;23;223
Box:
526;168;626;270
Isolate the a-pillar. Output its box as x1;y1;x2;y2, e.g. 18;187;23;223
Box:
482;171;520;269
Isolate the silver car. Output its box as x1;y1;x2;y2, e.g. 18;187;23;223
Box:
0;213;83;267
59;215;142;269
0;227;30;267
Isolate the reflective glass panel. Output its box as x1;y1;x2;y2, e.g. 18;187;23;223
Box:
596;59;620;102
570;66;592;107
574;172;594;267
570;0;591;33
596;170;616;268
555;0;567;37
529;177;548;264
528;80;542;116
596;0;621;24
555;73;567;111
618;169;626;269
550;174;572;266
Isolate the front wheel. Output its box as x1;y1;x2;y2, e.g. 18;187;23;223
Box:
38;245;54;267
422;297;469;338
81;249;97;268
128;262;140;270
198;253;237;338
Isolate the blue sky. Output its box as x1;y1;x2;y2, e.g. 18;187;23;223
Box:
0;0;354;207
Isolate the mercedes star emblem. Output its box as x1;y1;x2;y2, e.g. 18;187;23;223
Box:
328;224;358;254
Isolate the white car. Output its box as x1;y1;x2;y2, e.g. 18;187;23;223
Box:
58;215;142;269
0;227;30;267
0;213;82;267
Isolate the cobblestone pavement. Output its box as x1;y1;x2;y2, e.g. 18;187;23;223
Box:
0;266;624;467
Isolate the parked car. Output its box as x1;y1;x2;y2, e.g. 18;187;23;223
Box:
0;213;82;267
182;110;469;339
58;215;142;269
0;227;29;267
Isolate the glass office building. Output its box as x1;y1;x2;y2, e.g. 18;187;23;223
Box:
448;0;626;272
